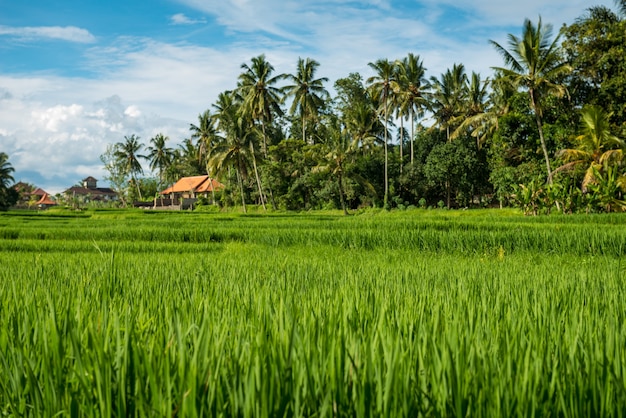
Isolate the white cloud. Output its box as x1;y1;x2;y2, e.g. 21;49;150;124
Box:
170;13;206;25
124;105;141;118
0;25;96;43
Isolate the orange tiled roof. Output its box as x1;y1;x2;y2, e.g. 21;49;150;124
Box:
36;193;56;206
160;176;224;195
196;177;224;193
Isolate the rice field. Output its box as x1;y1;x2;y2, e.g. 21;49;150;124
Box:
1;209;625;416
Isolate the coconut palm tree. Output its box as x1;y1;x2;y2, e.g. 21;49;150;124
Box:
490;17;572;184
449;72;499;148
211;90;267;212
145;133;174;189
283;57;329;144
429;63;468;142
114;134;145;200
556;105;625;191
343;101;380;153
0;152;15;189
367;58;397;208
395;53;428;165
190;109;219;170
238;54;285;157
0;152;17;210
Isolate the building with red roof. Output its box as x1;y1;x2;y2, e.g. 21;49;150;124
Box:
158;175;224;209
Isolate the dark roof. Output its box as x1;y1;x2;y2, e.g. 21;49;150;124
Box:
82;176;98;182
65;186;117;196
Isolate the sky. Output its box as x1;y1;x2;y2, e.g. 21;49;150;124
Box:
0;0;615;195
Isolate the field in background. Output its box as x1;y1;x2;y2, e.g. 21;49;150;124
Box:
1;209;625;416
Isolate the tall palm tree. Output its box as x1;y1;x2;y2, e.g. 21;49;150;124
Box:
0;152;17;210
190;109;219;170
429;63;468;142
211;90;267;211
283;57;329;144
490;17;572;184
145;133;174;189
556;105;625;191
344;101;380;153
367;58;397;208
0;152;15;189
238;54;285;156
449;72;498;148
395;53;428;165
114;134;145;200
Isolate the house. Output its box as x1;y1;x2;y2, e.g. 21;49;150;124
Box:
13;183;57;209
158;175;224;209
36;193;57;209
64;176;118;202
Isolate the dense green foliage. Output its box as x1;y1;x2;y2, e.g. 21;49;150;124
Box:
1;210;625;416
0;152;18;210
89;4;626;214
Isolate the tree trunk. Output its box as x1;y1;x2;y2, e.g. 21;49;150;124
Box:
383;97;389;209
410;109;415;165
338;170;348;215
399;117;404;174
530;89;553;184
236;165;246;213
250;142;267;211
261;121;268;158
133;175;142;201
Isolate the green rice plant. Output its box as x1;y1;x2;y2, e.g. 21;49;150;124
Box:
0;210;625;416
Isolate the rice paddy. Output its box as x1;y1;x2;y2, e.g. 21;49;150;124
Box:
1;209;625;416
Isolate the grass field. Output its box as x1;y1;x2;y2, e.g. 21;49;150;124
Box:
1;208;625;416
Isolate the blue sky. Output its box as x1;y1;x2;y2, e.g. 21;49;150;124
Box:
0;0;614;194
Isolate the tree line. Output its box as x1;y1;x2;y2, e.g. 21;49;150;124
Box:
3;2;624;213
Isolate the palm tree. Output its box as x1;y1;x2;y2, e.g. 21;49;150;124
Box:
0;152;15;189
211;90;267;212
490;17;572;184
429;63;468;142
556;105;625;191
0;152;17;210
395;53;428;165
238;54;285;156
114;134;145;200
343;101;380;153
190;109;219;169
367;58;397;208
145;133;174;189
449;72;498;148
283;57;329;144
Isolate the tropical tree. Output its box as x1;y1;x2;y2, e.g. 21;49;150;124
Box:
395;53;428;164
238;54;285;156
555;105;625;191
0;152;18;210
211;91;267;212
0;152;14;189
429;63;468;142
344;101;380;153
491;17;572;184
114;134;145;200
283;57;329;144
563;3;626;127
190;110;219;170
145;133;174;189
367;58;397;208
450;72;503;148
